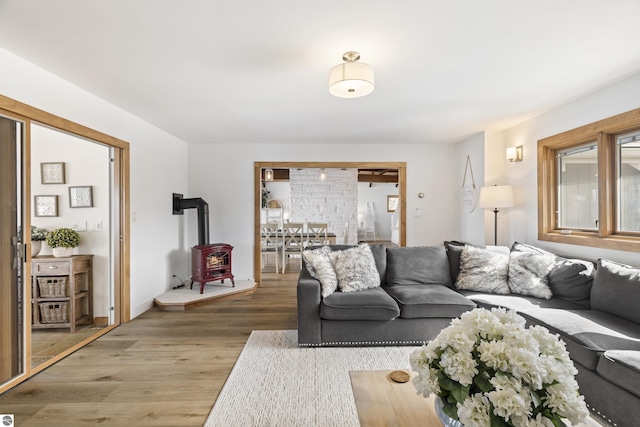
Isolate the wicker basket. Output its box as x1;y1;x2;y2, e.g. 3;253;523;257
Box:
37;277;68;297
39;302;69;324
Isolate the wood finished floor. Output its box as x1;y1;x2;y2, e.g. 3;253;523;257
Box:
0;265;298;426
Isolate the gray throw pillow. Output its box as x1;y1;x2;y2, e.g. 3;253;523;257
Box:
330;243;381;293
444;241;467;284
591;259;640;324
507;251;556;299
547;259;594;308
455;245;510;294
510;241;594;307
302;246;338;297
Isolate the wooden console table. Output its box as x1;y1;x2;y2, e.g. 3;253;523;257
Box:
31;255;93;333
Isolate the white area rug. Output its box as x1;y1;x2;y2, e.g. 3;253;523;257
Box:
205;330;419;427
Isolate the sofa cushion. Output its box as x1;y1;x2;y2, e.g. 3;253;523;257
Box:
384;284;476;319
455;245;510;294
329;243;381;293
510;241;594;308
507;251;555;299
517;308;640;370
597;350;640;398
591;258;640;324
460;291;586;312
302;246;338;298
320;287;400;321
386;246;451;287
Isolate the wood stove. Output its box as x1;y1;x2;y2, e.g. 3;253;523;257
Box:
172;193;235;294
191;244;235;294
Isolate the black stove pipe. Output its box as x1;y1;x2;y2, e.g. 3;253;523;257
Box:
172;193;210;245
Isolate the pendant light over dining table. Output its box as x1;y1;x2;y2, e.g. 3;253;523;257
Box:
329;51;375;98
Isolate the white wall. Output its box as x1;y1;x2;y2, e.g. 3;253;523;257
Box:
499;71;640;266
262;181;289;215
357;182;398;241
456;132;485;245
0;47;189;318
31;124;111;318
188;143;459;281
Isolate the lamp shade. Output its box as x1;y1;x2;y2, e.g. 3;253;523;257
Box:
478;185;514;209
329;52;374;98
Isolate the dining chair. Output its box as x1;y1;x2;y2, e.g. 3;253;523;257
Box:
282;222;304;273
306;222;329;247
263;199;283;229
260;223;280;273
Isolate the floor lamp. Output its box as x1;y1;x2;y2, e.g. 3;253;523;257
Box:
478;185;514;245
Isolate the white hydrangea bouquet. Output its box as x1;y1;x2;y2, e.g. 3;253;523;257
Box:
410;308;589;427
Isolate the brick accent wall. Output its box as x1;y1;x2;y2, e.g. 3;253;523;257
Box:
289;168;358;244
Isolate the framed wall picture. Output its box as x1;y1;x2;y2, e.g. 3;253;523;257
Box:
40;162;65;184
34;195;58;217
69;186;93;208
387;195;399;212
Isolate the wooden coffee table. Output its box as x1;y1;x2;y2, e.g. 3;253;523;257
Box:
350;370;603;427
349;370;443;427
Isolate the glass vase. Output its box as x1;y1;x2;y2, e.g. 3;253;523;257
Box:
434;397;463;427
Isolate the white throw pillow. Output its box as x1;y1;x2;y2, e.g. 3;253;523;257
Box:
455;245;510;294
302;246;338;297
508;251;556;299
329;243;381;293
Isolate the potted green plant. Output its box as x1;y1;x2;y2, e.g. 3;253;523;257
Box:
261;188;271;208
46;227;80;258
30;225;49;257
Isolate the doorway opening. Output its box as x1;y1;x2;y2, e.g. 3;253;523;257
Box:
253;161;406;285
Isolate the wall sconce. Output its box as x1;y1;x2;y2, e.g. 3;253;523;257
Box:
264;168;274;181
506;146;523;162
319;168;327;181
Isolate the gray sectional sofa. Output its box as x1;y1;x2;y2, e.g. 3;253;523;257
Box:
296;242;640;427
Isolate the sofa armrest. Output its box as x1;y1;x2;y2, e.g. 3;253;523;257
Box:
297;264;322;346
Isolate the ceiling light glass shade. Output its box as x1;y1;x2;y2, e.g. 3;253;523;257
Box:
319;168;327;181
329;52;374;98
478;185;514;209
264;168;274;182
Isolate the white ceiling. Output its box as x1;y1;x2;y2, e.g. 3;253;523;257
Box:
1;1;640;145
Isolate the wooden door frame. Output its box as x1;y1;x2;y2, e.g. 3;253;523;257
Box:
0;94;130;393
253;161;406;285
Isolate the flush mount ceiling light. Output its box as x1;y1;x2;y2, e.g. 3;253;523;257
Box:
328;51;374;98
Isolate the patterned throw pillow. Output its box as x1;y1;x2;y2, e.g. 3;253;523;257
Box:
455;245;510;294
329;243;381;293
302;246;338;297
507;251;556;299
